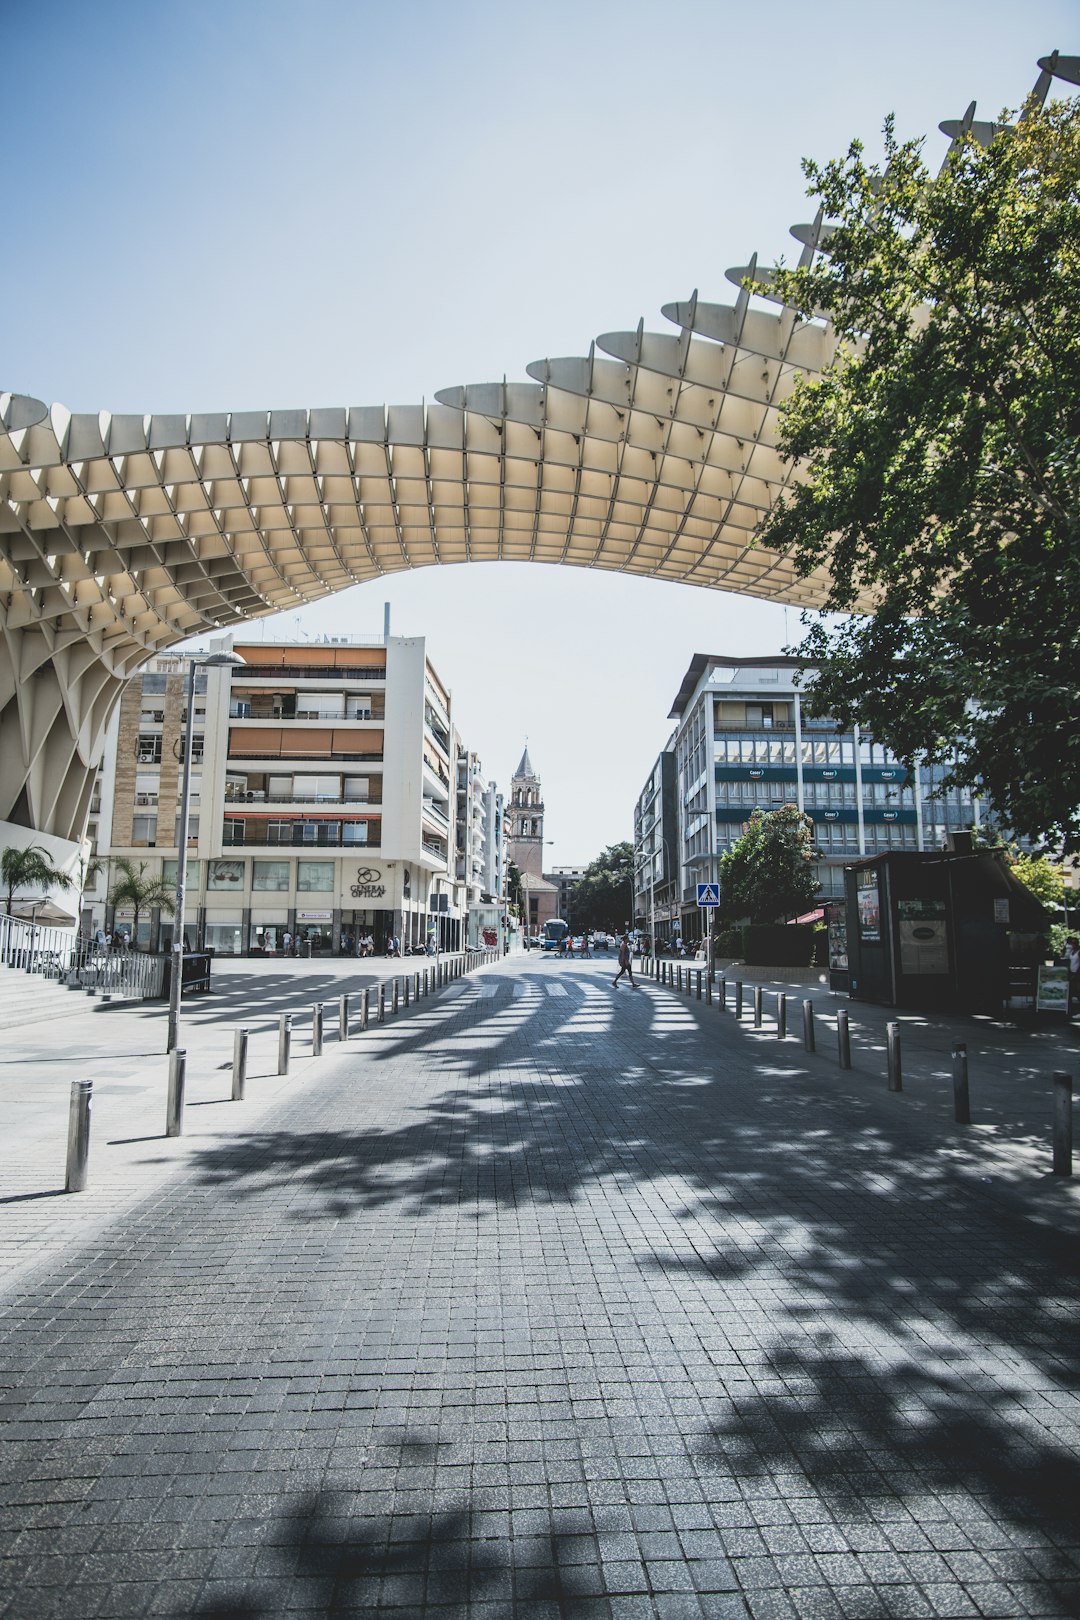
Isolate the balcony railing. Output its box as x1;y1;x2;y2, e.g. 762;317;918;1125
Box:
225;791;382;807
237;663;386;682
228;750;384;763
230;707;383;721
222;827;381;849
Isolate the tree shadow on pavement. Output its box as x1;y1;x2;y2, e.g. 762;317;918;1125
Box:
178;973;1080;1586
191;1478;731;1619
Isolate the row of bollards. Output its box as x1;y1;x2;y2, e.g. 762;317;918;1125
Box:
64;948;503;1192
640;955;1075;1179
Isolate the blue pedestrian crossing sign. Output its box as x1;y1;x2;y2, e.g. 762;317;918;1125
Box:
696;883;720;907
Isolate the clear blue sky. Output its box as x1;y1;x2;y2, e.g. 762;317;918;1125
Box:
3;0;1072;862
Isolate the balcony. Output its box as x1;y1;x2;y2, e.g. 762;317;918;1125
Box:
225;790;383;807
230;705;384;722
228;749;385;763
237;663;386;682
422;799;450;828
222;823;381;849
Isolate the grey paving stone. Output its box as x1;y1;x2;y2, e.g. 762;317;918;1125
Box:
1;958;1079;1619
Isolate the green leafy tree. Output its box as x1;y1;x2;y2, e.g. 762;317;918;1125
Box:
570;842;634;934
756;95;1080;850
718;807;819;925
2;844;73;916
505;860;524;919
107;858;175;950
1009;851;1067;914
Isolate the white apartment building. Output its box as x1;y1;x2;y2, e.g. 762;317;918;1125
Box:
85;635;503;955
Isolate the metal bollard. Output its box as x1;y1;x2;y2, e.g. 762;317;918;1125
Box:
65;1079;93;1192
952;1042;970;1123
696;970;702;1001
1053;1071;1073;1176
735;981;743;1021
377;984;386;1023
423;968;429;996
886;1022;902;1091
677;966;683;992
360;987;370;1031
403;976;410;1008
232;1028;249;1100
719;976;726;1011
706;974;712;1005
777;992;787;1039
754;986;763;1028
312;1002;324;1056
802;1000;815;1053
414;971;421;1002
166;1048;186;1137
837;1009;851;1070
392;979;399;1015
278;1013;292;1074
339;993;350;1041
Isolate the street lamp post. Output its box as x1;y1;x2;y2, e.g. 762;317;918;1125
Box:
166;649;244;1054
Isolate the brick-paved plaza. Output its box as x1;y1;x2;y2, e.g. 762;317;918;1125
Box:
1;955;1079;1619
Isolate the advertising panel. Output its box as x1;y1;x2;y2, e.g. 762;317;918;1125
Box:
897;898;949;976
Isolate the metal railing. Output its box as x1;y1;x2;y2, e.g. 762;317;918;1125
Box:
227;750;384;763
230;708;384;722
0;914;166;999
221;828;381;849
235;663;386;681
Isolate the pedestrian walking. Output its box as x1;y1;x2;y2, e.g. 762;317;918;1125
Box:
612;933;636;989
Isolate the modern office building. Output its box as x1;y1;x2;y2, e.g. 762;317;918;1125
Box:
85;635;503;954
657;655;983;938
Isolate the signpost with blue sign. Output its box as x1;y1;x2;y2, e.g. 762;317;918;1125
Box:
696;884;719;978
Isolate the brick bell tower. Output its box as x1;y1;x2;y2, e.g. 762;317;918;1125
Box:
506;744;558;933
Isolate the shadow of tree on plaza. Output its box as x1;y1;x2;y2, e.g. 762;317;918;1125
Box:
192;1479;698;1620
177;969;1080;1587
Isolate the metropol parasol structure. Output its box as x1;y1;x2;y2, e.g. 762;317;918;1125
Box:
1;51;1073;859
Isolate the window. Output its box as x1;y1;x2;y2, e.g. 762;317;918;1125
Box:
161;859;199;889
140;709;165;725
132;814;157;845
297;860;334;892
253;860;290;892
136;735;162;764
343;822;369;845
208;859;245;890
204;919;243;955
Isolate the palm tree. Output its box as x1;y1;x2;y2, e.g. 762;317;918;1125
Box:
2;844;74;916
107;858;175;950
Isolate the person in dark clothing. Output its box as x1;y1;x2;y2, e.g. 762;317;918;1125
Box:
612;933;636;989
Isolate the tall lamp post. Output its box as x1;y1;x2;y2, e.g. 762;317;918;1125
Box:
167;648;244;1053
